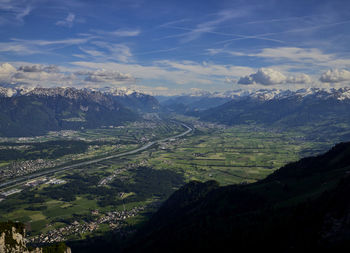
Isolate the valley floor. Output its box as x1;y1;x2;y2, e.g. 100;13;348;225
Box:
0;117;345;245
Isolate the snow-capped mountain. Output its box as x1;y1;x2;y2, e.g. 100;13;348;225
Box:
160;87;350;115
182;87;350;101
197;87;350;130
0;86;160;137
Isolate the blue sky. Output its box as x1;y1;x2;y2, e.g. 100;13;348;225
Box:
0;0;350;95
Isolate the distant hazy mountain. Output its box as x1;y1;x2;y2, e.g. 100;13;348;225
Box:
125;141;350;252
0;87;159;137
158;88;350;116
157;95;232;114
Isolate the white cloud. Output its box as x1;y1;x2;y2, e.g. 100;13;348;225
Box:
238;68;312;85
238;68;286;85
320;69;350;83
0;63;75;87
286;73;312;84
56;13;76;27
0;63;17;84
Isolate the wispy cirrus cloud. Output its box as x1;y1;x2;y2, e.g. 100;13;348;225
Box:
0;42;38;54
161;9;251;43
0;0;33;25
0;36;93;55
207;46;350;69
56;13;76;27
85;42;133;62
92;28;141;37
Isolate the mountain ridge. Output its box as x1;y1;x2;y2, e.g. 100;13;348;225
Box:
0;87;160;137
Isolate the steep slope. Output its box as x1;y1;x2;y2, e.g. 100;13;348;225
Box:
126;141;350;253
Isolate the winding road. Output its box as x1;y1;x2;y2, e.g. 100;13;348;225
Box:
0;122;193;191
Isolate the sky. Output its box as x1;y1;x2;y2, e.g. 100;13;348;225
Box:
0;0;350;95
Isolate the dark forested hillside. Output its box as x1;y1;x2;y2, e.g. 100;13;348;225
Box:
124;141;350;253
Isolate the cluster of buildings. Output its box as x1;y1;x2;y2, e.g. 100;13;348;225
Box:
28;206;145;244
0;159;57;182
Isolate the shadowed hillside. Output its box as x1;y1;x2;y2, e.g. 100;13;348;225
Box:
124;141;350;253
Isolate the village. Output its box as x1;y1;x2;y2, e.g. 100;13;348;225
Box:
0;159;57;182
28;206;145;244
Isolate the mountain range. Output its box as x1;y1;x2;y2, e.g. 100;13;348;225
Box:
197;88;350;129
0;87;159;137
159;87;350;112
157;88;350;142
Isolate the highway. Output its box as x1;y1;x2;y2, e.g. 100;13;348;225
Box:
0;122;193;191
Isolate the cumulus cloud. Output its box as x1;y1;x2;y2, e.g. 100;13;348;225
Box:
56;13;75;27
319;69;350;83
238;68;312;85
286;73;312;84
238;68;286;85
0;63;17;84
76;69;134;83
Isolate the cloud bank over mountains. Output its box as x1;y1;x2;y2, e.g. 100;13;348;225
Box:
1;61;349;96
0;63;135;88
